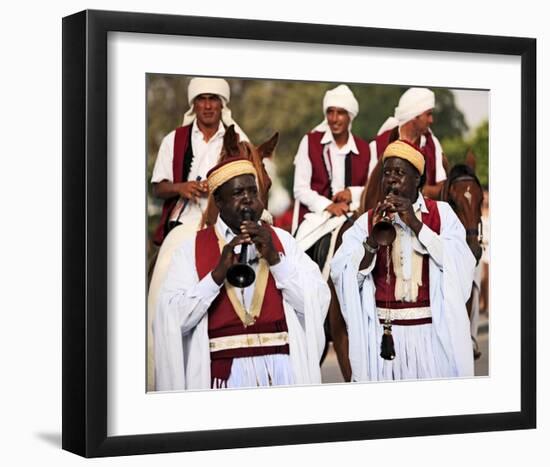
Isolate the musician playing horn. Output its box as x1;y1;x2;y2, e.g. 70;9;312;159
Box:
331;140;475;381
154;157;330;391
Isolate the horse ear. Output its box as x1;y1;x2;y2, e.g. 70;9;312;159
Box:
257;132;279;159
465;148;476;170
223;125;241;156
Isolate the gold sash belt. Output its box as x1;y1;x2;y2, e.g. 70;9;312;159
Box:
377;306;432;321
209;331;289;353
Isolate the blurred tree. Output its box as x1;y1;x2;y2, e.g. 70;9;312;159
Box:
232;81;469;192
431;88;469;140
350;85;468;141
231;80;332;193
441;120;489;187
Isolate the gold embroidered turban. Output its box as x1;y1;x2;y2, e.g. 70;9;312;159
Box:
382;140;425;175
207;157;258;193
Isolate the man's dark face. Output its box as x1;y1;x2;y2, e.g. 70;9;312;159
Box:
214;174;263;233
381;157;421;202
193;93;222;128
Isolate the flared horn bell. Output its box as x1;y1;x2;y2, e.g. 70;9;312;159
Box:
370;215;396;246
226;208;256;288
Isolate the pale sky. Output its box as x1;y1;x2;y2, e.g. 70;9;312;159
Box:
452;89;489;133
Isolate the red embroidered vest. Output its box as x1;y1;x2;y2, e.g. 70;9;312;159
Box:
368;198;441;314
152;125;192;246
374;128;438;185
298;131;371;225
195;225;289;385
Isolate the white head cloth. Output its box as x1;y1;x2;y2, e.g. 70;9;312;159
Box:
375;88;435;135
312;84;359;132
377;116;400;135
394;87;435;125
181;77;248;141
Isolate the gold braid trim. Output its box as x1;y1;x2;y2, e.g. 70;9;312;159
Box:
214;226;269;326
391;208;424;302
382;140;425;174
207;160;257;193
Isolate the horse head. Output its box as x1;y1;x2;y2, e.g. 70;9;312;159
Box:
202;125;279;226
441;151;484;262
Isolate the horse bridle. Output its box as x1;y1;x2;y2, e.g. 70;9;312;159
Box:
465;224;484;246
447;174;484;247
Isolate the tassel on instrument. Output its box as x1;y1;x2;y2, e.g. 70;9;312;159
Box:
380;321;396;360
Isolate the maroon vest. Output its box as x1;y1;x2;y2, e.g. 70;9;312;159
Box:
374;128;438;185
368;198;441;321
374;127;398;161
195;225;289;386
152;125;192;246
298;131;371;225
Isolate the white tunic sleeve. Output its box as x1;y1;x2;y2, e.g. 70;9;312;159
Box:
271;228;331;316
153;237;220;391
273;227;331;384
432;133;447;183
348;186;364;208
427;201;476;377
151;130;176;183
158;241;223;335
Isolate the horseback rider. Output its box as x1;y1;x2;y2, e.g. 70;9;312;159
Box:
151;77;248;246
292;84;374;275
370;87;447;200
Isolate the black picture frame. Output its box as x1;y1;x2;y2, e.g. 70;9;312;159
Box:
62;9;536;458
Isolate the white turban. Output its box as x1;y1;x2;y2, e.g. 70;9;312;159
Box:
181;77;248;141
187;77;230;105
394;87;435;125
313;84;359;132
322;84;359;118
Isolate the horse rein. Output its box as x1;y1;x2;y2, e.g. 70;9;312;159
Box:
446;174;484;248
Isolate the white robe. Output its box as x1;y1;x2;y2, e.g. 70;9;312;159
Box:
153;217;330;391
330;196;475;381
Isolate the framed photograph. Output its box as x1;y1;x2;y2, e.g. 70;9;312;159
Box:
62;9;536;457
